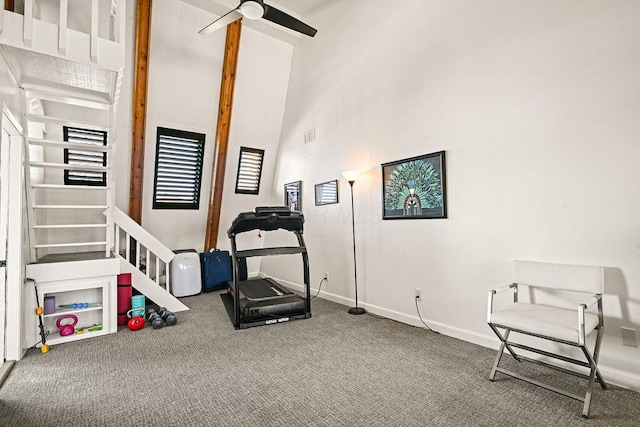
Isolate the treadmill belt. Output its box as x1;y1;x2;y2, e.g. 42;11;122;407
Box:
220;291;307;329
240;277;295;301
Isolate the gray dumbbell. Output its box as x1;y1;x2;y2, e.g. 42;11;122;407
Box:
158;307;177;326
147;308;164;329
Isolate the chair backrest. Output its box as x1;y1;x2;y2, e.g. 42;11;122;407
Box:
513;260;604;294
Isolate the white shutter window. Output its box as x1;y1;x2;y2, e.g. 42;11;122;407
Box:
152;127;205;209
64;126;107;186
235;147;264;195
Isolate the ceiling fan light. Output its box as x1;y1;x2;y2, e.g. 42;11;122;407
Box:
240;1;264;20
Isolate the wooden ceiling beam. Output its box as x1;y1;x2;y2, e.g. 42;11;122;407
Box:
204;20;242;250
129;0;152;225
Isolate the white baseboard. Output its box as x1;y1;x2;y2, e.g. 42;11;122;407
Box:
0;360;16;390
599;365;640;392
272;274;640;392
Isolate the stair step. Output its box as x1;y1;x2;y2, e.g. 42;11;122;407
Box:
23;85;111;111
34;241;108;249
28;138;110;152
32;224;108;229
32;205;108;209
31;184;109;190
29;161;109;172
24;113;108;131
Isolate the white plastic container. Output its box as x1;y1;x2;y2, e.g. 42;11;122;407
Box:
169;249;202;297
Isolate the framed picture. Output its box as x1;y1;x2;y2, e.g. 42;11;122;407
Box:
314;179;339;206
284;180;302;211
381;151;447;219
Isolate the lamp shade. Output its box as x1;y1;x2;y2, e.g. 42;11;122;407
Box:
240;1;264;19
341;170;359;182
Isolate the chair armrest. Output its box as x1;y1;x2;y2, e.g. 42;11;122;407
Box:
490;283;517;295
580;295;600;310
487;283;517;323
577;294;602;345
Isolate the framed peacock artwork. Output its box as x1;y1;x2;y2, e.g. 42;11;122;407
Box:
381;151;447;220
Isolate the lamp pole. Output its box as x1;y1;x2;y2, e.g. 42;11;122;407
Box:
345;177;365;315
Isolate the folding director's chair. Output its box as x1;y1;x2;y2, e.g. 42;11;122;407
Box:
487;260;608;418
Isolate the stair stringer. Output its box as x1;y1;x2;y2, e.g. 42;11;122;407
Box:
118;257;189;313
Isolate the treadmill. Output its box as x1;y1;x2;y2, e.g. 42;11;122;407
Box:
225;206;311;329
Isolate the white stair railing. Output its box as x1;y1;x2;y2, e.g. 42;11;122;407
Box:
109;206;175;294
0;0;126;71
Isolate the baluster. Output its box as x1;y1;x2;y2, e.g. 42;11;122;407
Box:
109;0;118;42
155;254;160;286
165;261;170;294
90;0;98;62
115;224;120;256
146;248;150;277
116;0;125;44
0;2;4;35
125;232;130;262
59;0;68;54
104;182;113;258
135;240;140;269
23;0;33;46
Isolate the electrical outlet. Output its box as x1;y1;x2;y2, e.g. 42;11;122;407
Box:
621;327;638;347
414;288;422;301
324;272;328;280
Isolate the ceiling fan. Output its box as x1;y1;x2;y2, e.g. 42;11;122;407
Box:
199;0;317;37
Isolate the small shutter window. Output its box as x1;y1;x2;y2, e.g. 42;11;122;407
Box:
235;147;264;195
314;180;339;206
152;127;205;210
63;126;107;186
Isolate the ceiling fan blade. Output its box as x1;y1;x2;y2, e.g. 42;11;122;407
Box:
262;4;317;37
199;9;243;35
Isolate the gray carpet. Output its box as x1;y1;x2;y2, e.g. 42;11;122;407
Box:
1;293;638;426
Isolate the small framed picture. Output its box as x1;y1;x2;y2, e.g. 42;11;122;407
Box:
284;180;302;211
381;151;447;219
314;179;339;206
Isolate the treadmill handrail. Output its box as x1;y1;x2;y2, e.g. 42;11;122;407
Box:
236;247;306;258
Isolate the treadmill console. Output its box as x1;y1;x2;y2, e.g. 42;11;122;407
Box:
254;206;291;216
228;206;304;236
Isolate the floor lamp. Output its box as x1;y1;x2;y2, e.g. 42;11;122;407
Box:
342;170;366;315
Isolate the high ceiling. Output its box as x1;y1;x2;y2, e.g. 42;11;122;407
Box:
183;0;330;44
274;0;331;15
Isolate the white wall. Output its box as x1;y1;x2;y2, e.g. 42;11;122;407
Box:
108;1;293;274
216;18;293;271
0;58;21;133
113;0;136;215
263;0;640;389
137;0;223;253
0;53;26;360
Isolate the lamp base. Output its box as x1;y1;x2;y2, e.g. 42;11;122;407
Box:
348;306;366;315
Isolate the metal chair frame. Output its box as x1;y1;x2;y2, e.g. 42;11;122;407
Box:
487;283;608;418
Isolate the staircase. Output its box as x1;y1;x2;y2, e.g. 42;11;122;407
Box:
22;86;113;262
1;0;187;349
20;86;188;314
